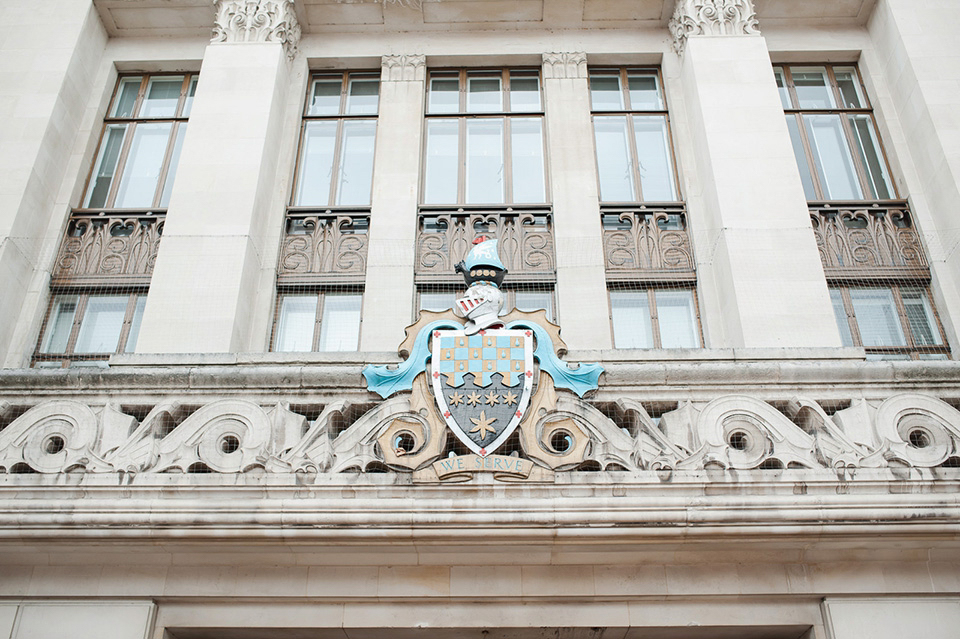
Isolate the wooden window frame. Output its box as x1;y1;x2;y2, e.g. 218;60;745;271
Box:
588;67;682;205
830;283;950;360
607;285;703;350
290;71;381;209
32;290;147;368
775;63;899;203
271;287;364;353
421;68;549;206
78;73;197;212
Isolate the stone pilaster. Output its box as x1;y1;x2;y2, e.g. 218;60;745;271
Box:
673;10;841;348
136;5;299;353
359;54;427;351
541;52;613;350
0;0;107;366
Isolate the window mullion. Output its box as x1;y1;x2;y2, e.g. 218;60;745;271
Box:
503;116;514;204
115;293;138;354
328;119;347;207
64;295;90;357
890;286;916;350
312;292;325;351
102;122;137;208
457;117;466;204
648;289;661;349
793;113;827;200
839;287;863;347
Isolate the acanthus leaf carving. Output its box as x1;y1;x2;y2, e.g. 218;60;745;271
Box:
669;0;761;56
212;0;302;60
542;52;587;80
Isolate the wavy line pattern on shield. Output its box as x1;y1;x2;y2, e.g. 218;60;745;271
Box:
433;329;533;455
504;320;603;397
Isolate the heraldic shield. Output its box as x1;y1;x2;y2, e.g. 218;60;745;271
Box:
431;328;534;456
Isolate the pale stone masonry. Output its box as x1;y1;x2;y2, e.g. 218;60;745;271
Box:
1;1;960;638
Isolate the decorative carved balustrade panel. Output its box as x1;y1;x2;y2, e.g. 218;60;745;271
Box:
53;212;164;286
601;207;695;282
416;210;555;282
810;204;928;279
278;213;368;284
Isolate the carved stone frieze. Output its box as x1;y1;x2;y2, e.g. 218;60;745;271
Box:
542;52;587;80
2;391;960;477
382;54;426;82
669;0;761;55
212;0;302;60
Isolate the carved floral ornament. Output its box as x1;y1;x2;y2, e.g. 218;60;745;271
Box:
668;0;761;55
211;0;302;60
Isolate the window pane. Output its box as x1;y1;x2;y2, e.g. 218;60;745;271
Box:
633;115;676;201
792;67;835;109
308;79;342;116
319;293;362;351
773;68;791;109
428;77;459;114
590;74;623;110
627;72;662;110
516;291;553;322
510;118;545;204
656;290;698;348
114;122;173;208
785;115;817;199
467;76;502;113
74;295;128;353
829;289;854;347
610;291;653;349
509;74;540;112
140;76;183;118
111;77;141;118
834;67;865;109
125;295;147;352
420;292;457;312
84;124;128;208
346;77;379;115
901;288;942;346
465;118;504;204
803;114;862;200
848;115;894;200
336;120;376;206
182;76;199;117
424;119;459;204
296;121;338;205
40;296;78;354
849;288;906;347
159;123;187;207
275;296;317;352
594;116;635;202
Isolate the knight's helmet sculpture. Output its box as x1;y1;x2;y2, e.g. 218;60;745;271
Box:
453;237;507;334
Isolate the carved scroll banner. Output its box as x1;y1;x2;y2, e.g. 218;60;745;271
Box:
432;454;533;480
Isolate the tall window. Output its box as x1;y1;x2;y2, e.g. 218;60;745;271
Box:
34;73;198;367
590;68;678;203
292;72;379;207
775;65;895;201
778;64;949;359
423;69;546;205
416;69;554;322
273;72;378;352
590;68;700;349
84;74;197;210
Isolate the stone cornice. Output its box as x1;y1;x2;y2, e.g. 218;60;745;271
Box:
542;52;587;80
381;54;426;82
669;0;761;55
211;0;301;60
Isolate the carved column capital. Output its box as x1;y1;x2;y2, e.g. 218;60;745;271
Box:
381;54;426;82
542;52;587;80
668;0;761;55
211;0;302;60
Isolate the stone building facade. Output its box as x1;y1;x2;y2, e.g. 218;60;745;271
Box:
1;0;959;637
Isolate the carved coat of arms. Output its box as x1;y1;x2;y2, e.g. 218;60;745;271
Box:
362;237;607;478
